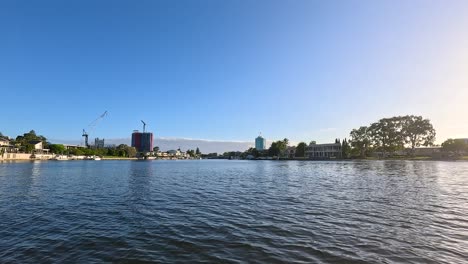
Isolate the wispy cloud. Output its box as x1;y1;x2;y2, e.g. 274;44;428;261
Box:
318;128;337;132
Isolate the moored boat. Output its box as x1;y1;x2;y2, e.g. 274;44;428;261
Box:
51;155;69;161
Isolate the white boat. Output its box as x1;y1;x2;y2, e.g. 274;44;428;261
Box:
84;155;102;160
52;155;69;161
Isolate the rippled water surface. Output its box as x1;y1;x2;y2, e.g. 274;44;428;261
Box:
0;160;467;263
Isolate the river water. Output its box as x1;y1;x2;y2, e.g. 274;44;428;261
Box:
0;160;467;263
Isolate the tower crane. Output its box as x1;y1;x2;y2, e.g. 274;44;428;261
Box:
141;120;146;133
82;111;108;148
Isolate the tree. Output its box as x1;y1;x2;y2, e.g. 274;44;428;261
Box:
368;117;405;157
49;144;66;154
278;138;289;156
196;147;201;155
295;142;306;157
268;139;289;157
342;138;351;158
349;126;371;158
106;148;116;156
401;115;436;155
441;139;467;153
153;146;160;152
187;149;195;157
244;147;259;158
15;130;48;152
117;144;129;157
125;146;137;157
268;141;280;156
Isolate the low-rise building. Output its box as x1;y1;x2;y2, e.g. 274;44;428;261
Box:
64;144;87;150
0;137;16;156
30;140;43;150
305;142;342;159
283;146;296;158
410;147;441;156
167;149;180;157
0;137;10;146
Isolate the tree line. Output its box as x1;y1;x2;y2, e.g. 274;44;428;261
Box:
349;115;436;157
240;115;446;159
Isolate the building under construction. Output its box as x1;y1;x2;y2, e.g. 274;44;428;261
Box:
94;138;105;149
131;131;153;153
131;120;153;153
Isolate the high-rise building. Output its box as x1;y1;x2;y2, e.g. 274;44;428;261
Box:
94;138;105;148
255;135;266;150
131;130;153;153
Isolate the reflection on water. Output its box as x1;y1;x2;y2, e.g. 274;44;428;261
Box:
0;160;467;263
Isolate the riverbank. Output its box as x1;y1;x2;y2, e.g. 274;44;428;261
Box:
102;156;137;160
275;156;468;162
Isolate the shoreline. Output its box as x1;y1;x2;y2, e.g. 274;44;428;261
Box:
1;156;467;162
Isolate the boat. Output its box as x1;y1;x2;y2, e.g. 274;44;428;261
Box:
84;155;102;160
51;155;69;161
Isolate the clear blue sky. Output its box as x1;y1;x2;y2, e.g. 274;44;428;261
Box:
1;0;467;147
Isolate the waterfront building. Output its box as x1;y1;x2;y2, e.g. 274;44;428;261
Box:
167;149;180;157
29;140;50;155
131;130;154;153
29;140;43;150
0;137;14;156
255;135;266;150
64;144;86;150
283;146;296;158
305;141;342;159
0;137;10;147
411;147;441;157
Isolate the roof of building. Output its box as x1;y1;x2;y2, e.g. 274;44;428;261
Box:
29;140;42;145
308;142;341;147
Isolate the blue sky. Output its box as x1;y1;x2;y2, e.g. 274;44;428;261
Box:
1;0;467;151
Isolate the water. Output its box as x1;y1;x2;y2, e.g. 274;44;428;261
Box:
0;160;467;263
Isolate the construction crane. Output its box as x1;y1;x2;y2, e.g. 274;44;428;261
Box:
141;120;146;133
82;111;108;148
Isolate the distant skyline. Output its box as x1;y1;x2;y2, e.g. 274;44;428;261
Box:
1;0;467;150
50;137;257;154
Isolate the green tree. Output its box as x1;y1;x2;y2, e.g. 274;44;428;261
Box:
369;117;405;157
279;138;289;156
187;149;195;157
341;138;351;158
268;142;279;156
153;146;160;152
15;130;48;153
196;147;201;155
245;147;259;158
268;139;289;157
295;142;306;157
117;144;129;157
126;146;137;157
401;115;436;155
441;139;467;152
349;126;371;158
49;144;66;154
